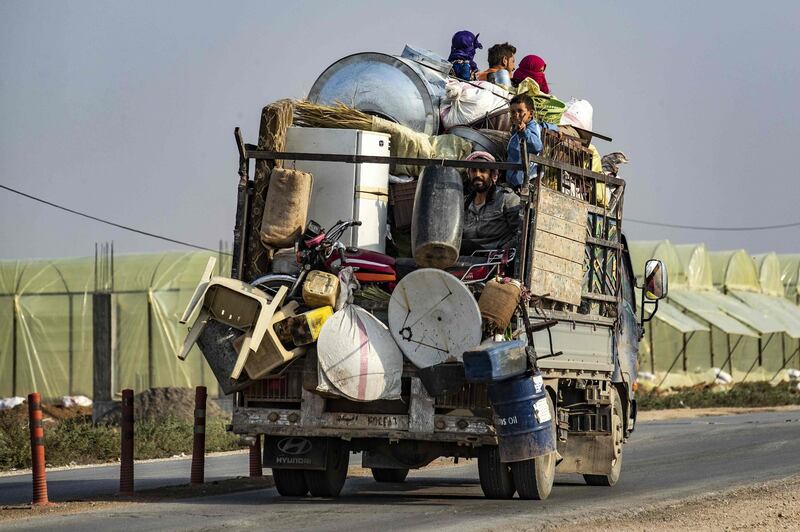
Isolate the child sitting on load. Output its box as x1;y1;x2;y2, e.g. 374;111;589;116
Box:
506;94;543;189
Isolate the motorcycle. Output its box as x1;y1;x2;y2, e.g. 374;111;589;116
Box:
251;219;393;299
251;219;515;300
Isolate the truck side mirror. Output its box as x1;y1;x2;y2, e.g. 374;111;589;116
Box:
639;259;667;326
643;259;668;300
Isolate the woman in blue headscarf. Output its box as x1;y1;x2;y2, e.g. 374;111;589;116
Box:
448;30;482;80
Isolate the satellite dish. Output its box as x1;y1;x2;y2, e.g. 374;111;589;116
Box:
388;268;482;368
317;305;403;402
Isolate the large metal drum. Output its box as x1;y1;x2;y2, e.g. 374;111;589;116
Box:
411;166;464;269
308;52;447;135
488;372;556;463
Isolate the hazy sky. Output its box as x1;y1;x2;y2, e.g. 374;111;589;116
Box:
1;0;798;260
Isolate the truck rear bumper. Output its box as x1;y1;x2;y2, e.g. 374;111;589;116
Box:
232;406;497;445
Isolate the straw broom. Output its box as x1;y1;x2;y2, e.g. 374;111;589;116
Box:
293;100;373;130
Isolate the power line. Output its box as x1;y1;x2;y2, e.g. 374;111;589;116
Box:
626;217;800;231
5;181;798;243
1;183;231;255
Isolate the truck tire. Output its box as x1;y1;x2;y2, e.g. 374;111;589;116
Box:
371;468;410;483
510;394;556;500
272;469;309;496
584;388;623;487
478;446;516;499
304;440;349;497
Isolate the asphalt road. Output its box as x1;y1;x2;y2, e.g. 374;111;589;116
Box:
0;453;251;506
0;452;364;507
3;410;800;531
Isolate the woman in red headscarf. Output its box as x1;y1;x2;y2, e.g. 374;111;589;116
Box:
512;55;549;94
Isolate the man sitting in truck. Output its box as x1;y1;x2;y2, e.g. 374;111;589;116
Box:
461;151;521;256
477;42;516;88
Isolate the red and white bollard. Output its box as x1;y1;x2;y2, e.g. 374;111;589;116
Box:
191;386;207;485
119;389;134;495
28;392;49;505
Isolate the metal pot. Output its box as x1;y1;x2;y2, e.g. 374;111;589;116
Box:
487;69;512;89
447;126;506;160
308;52;447;135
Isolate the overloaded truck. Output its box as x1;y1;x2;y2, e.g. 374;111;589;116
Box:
178;46;667;500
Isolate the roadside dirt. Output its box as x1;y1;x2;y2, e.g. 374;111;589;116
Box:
548;474;800;531
98;387;226;424
637;404;800;421
0;388;226;427
0;404;91;426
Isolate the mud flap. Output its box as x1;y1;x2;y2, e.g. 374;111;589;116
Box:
555;433;614;475
264;436;329;470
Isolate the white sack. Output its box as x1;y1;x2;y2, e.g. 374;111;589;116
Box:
441;80;509;130
0;397;25;410
62;395;93;408
317;304;403;401
559;99;594;131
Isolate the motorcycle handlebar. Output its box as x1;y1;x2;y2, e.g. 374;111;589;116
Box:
325;220;362;242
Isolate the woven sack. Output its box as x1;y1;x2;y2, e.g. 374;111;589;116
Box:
260;167;313;248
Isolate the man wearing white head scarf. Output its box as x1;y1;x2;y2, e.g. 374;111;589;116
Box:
461;151;521;255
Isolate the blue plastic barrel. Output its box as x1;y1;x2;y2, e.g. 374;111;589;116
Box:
488;371;556;463
463;340;528;383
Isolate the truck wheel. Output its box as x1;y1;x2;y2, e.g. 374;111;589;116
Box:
272;469;308;496
478;446;516;499
371;468;410;483
584;388;623;487
510;394;556;500
304;440;349;497
511;451;556;500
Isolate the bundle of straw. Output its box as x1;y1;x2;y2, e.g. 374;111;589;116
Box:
353;285;393;310
355;285;392;302
293;100;373;130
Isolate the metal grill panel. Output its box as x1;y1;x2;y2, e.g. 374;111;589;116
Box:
435;383;490;410
244;369;303;403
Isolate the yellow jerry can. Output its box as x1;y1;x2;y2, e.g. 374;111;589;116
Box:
302;270;340;308
274;305;334;347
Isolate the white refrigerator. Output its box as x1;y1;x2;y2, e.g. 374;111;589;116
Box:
284;127;391;252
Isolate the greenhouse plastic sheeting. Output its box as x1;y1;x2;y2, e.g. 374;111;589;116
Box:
753;253;785;297
731;291;800;339
628;240;687;287
639;299;710;375
701;290;785;335
0;252;229;400
674;243;714;290
630;240;799;382
777;254;800;302
667;290;758;337
708;250;761;293
654;301;709;334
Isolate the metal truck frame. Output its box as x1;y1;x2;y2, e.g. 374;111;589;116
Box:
216;125;664;498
